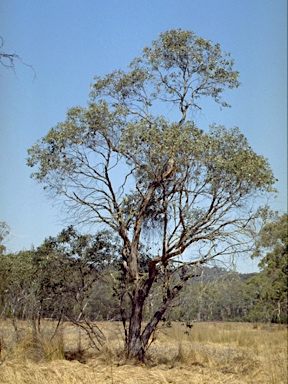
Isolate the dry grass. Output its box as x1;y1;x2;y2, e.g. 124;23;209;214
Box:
0;320;287;384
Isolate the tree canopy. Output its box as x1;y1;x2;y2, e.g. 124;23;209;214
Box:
27;29;276;360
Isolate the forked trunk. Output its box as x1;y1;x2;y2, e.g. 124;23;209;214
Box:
126;293;169;361
126;277;184;361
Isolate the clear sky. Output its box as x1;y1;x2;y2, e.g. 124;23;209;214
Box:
1;0;287;273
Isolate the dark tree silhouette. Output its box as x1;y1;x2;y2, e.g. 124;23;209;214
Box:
0;37;34;76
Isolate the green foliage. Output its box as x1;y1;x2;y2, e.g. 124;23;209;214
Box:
246;213;288;323
0;251;34;318
91;29;240;115
0;227;121;322
1;227;287;325
34;226;122;321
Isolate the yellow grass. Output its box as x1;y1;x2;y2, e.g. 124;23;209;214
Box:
0;320;287;384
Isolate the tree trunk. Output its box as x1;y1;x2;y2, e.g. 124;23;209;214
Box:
125;263;186;361
126;256;158;360
126;285;181;361
126;279;160;361
126;290;145;360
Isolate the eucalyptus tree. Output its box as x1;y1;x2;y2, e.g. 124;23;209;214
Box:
0;221;10;254
27;30;275;360
247;212;287;323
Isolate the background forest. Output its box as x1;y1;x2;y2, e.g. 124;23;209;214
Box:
1;212;286;327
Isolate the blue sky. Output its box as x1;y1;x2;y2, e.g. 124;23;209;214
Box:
1;0;287;272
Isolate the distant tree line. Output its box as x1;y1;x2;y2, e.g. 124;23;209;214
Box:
0;213;286;327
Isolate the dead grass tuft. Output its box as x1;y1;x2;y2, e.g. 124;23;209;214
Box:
0;320;287;383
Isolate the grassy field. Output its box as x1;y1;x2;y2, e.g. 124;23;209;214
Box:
0;320;287;384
